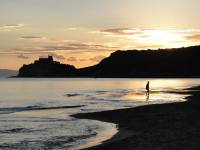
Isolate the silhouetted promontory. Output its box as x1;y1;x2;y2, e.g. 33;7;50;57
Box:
18;45;200;78
18;56;77;77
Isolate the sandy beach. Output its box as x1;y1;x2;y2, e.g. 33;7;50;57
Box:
73;87;200;150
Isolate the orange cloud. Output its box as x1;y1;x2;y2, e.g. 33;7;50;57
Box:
17;54;29;59
67;57;77;62
185;34;200;42
89;55;105;62
101;28;138;35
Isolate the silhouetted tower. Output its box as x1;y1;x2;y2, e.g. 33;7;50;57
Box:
48;55;53;61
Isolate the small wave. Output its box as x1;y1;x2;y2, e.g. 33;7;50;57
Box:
0;118;72;122
66;93;82;97
0;128;33;134
95;90;108;94
0;105;85;115
0;134;97;150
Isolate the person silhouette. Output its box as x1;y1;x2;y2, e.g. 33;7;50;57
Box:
146;81;150;100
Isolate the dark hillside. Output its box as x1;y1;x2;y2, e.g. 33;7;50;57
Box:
18;46;200;78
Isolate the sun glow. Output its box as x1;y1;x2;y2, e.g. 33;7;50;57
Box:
128;29;194;48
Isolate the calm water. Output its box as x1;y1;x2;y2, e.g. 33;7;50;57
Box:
0;78;199;149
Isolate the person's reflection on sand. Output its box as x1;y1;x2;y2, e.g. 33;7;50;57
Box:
146;81;150;101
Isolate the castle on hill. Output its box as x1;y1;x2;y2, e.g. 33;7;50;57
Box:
34;55;60;65
18;55;77;77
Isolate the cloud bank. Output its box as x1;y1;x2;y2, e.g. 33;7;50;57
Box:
97;28;200;48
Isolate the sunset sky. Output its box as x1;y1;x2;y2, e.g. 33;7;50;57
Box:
1;0;200;70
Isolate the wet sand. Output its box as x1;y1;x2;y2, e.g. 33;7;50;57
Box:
73;87;200;150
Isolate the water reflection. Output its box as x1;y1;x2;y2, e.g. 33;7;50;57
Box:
146;91;150;101
123;90;188;102
0;78;199;149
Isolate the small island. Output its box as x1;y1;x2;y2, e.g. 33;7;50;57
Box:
18;45;200;78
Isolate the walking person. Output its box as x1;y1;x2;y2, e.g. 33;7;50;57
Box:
146;81;150;100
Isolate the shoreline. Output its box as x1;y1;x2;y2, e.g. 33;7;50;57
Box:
73;87;200;150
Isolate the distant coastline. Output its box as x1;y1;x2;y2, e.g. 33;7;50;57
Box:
17;45;200;78
0;69;17;78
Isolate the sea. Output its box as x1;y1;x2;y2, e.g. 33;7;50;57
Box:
0;78;199;150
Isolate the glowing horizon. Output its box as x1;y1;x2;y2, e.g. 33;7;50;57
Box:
1;0;200;70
